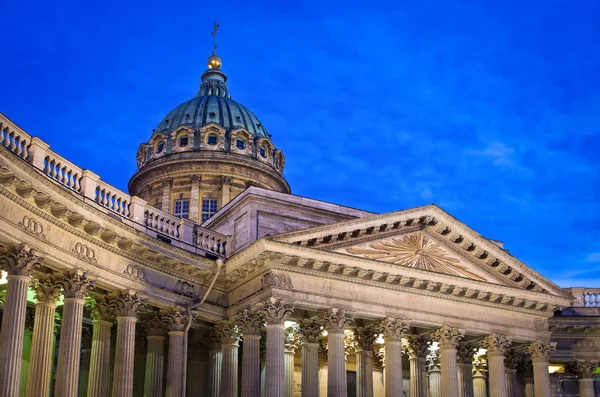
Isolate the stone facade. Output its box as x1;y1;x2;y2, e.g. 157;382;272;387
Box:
0;46;598;397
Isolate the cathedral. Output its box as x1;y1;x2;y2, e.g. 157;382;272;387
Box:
0;30;598;397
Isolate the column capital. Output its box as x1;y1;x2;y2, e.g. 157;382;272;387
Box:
31;273;62;303
140;311;168;336
203;327;222;349
504;349;522;369
569;359;599;379
404;334;431;359
480;333;512;356
456;341;478;364
285;326;300;354
352;325;378;351
235;309;264;335
297;318;323;343
162;177;173;188
59;269;96;299
431;325;464;349
109;289;147;317
257;297;294;325
0;243;44;276
377;316;409;341
190;174;202;185
525;340;556;362
161;306;190;332
85;294;116;321
318;307;353;334
215;321;241;345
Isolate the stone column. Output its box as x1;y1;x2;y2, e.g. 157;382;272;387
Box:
206;329;222;397
428;355;442;397
55;269;96;397
284;327;299;397
216;321;241;397
0;244;44;397
79;328;93;397
353;326;376;397
318;363;328;397
86;295;115;397
405;334;430;397
161;178;173;214
377;317;408;397
20;321;34;397
480;334;511;397
189;175;201;222
318;308;353;397
525;340;556;397
25;273;61;397
259;298;294;397
237;310;263;397
297;319;322;397
432;326;463;397
133;335;146;397
504;350;520;397
456;341;477;397
572;360;597;397
221;176;232;205
111;290;146;397
163;307;189;397
472;363;488;397
141;312;166;397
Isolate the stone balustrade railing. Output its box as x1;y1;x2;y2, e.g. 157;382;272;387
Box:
567;287;600;307
0;112;231;257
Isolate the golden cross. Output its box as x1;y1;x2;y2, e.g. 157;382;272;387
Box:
212;22;219;54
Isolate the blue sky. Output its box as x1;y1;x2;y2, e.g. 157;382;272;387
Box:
1;0;599;287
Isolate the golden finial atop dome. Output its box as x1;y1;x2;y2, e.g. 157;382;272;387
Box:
208;22;222;70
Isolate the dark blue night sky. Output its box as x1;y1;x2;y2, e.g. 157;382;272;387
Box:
2;0;599;286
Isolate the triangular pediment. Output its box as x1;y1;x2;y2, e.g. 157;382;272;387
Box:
273;204;565;296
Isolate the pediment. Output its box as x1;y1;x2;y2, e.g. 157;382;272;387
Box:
273;204;565;296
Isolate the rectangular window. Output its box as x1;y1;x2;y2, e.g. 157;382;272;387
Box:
201;199;218;222
174;199;189;219
155;203;162;211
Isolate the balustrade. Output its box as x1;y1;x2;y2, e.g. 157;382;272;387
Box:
0;118;30;160
567;288;600;307
194;226;229;256
144;208;181;239
95;181;130;217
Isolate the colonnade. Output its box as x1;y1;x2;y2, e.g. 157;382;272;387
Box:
0;244;597;397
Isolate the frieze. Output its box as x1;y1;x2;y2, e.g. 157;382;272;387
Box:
72;242;97;263
261;272;294;290
123;264;148;283
18;215;46;239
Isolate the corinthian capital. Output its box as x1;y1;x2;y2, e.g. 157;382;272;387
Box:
569;360;599;379
59;269;96;299
31;273;62;303
162;306;190;332
215;321;241;345
377;317;409;342
85;295;115;322
480;334;512;357
353;325;378;351
0;243;44;276
140;311;167;336
456;341;478;364
257;298;294;325
319;308;354;334
431;326;463;349
297;318;323;343
526;340;556;362
235;309;264;335
109;289;147;317
404;334;431;359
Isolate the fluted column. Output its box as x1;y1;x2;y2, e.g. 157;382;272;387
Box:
428;359;442;397
86;295;115;397
456;341;477;397
318;363;328;397
79;328;93;397
572;360;597;397
472;363;487;397
55;269;96;397
206;329;222;397
163;307;189;397
189;175;201;222
237;310;263;397
480;334;511;397
142;312;166;397
25;273;61;397
377;317;409;397
353;326;377;397
260;298;294;397
216;321;241;397
111;290;146;397
298;319;322;397
432;326;463;397
0;244;44;397
320;308;353;397
161;178;173;214
526;340;555;397
405;335;430;397
133;335;146;397
284;327;299;397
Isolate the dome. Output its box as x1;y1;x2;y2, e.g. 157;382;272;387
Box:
153;95;269;138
